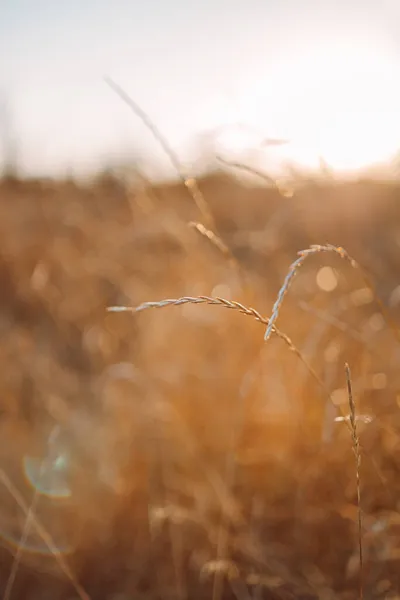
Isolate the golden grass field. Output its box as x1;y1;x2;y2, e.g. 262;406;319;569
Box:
1;169;400;599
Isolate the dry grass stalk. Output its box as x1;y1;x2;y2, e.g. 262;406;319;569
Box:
216;155;294;197
189;221;234;263
101;84;258;600
0;469;90;600
297;300;370;346
108;296;352;427
108;294;392;511
108;295;309;364
264;244;399;344
3;484;41;600
3;427;68;600
104;77;252;302
104;76;216;232
216;155;277;186
345;362;363;600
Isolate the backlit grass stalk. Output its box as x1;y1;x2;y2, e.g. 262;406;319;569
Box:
108;296;342;417
108;296;390;464
216;154;294;197
345;363;363;600
264;244;400;344
3;479;41;600
108;294;391;543
0;469;90;600
109;295;309;363
105;78;250;295
189;222;235;264
104;77;215;232
3;426;64;600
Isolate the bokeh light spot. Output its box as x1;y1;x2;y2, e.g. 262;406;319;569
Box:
316;266;338;292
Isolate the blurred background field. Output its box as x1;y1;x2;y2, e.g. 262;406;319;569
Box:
3;1;400;598
1;167;400;599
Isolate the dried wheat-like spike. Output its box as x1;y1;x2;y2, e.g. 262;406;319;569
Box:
345;363;363;600
264;243;398;343
109;296;270;325
107;295;391;499
108;296;334;410
107;296;349;432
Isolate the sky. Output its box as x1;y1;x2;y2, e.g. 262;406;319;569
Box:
1;0;400;178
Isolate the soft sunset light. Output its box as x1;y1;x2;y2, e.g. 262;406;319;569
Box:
216;37;400;175
2;1;400;177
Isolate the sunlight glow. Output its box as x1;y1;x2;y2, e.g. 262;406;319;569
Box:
225;38;400;174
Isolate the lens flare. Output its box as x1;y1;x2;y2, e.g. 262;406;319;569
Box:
23;426;72;499
0;425;75;556
23;454;71;499
0;413;124;557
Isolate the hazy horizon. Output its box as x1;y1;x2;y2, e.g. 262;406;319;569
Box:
2;0;400;179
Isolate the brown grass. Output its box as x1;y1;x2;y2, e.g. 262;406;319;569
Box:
1;169;400;599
